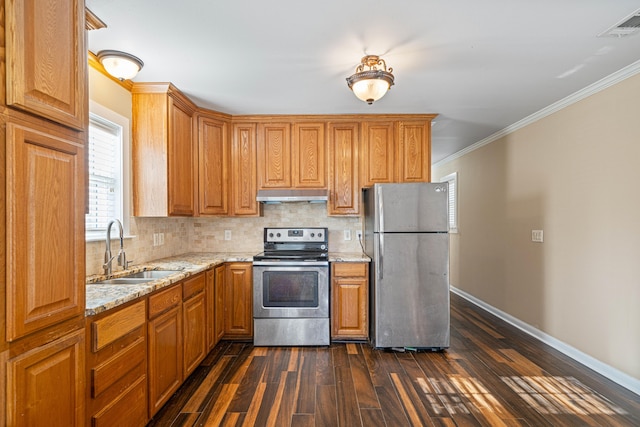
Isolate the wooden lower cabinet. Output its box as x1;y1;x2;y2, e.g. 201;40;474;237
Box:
7;328;85;427
86;300;148;427
147;285;183;417
224;263;253;339
206;265;226;351
331;263;369;340
182;273;207;378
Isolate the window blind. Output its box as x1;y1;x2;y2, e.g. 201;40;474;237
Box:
86;115;122;232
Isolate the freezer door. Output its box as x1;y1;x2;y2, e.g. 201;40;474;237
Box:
371;233;450;349
366;183;449;233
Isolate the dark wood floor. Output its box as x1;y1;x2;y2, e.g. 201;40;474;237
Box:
147;293;640;426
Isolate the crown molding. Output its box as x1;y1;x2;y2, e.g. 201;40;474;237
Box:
434;59;640;169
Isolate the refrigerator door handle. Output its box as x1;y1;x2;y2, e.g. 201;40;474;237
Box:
377;185;384;233
379;233;384;279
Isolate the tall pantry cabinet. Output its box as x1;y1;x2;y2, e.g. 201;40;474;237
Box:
2;0;88;425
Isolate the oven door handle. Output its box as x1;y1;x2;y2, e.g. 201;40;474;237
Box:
253;261;329;267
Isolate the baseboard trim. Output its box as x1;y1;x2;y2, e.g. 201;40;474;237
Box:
451;286;640;397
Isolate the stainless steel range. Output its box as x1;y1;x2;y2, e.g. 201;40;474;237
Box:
253;227;330;346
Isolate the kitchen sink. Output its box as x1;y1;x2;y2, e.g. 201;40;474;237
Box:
122;270;179;279
92;270;179;285
93;277;157;285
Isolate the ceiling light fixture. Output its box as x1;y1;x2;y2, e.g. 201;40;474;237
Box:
346;55;395;105
97;50;144;81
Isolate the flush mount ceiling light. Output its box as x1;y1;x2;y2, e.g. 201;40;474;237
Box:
97;50;144;81
346;55;395;105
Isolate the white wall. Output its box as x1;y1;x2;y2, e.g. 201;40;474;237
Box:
433;71;640;384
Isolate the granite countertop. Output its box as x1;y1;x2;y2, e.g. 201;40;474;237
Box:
86;251;369;316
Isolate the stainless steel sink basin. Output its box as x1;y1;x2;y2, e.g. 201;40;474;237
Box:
94;277;157;285
123;270;179;279
92;270;179;285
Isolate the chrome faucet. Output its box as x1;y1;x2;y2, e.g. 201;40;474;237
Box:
103;219;130;275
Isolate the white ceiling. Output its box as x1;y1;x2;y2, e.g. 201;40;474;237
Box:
86;0;640;163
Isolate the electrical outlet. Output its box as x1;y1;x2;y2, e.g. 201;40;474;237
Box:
153;233;158;246
356;230;363;241
344;229;352;241
224;230;232;240
159;233;165;245
532;230;544;243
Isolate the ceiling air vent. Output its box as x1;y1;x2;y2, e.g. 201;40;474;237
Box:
598;8;640;38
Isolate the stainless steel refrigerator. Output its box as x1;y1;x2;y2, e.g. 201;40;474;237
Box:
363;183;450;350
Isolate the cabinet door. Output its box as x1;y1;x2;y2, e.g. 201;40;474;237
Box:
183;292;206;377
231;123;260;216
327;122;359;216
206;269;216;351
331;263;369;339
5;0;87;130
292;122;326;188
198;115;229;215
257;123;291;188
361;121;395;186
7;329;85;427
398;121;431;182
214;265;226;343
167;97;195;216
148;305;183;417
5;121;85;340
224;263;253;338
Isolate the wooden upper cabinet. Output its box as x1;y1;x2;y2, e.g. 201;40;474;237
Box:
328;122;359;216
231;123;260;216
361;121;396;186
132;83;197;217
5;119;86;340
398;121;431;182
197;114;230;215
5;0;87;131
292;122;326;188
257;123;291;188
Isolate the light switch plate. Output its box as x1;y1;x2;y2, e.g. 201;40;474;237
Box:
532;230;544;242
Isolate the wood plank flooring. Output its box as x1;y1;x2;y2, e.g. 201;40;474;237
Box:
147;293;640;426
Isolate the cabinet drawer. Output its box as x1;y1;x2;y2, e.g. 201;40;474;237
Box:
91;375;147;427
149;284;182;319
182;272;205;300
91;336;146;399
92;301;146;352
332;263;367;278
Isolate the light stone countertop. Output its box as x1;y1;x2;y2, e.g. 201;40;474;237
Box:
86;251;369;316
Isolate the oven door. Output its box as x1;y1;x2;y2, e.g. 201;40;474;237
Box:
253;262;329;319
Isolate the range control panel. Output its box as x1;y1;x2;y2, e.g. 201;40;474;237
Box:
264;227;328;243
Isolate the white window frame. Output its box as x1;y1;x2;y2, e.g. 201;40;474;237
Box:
86;100;131;241
440;172;458;233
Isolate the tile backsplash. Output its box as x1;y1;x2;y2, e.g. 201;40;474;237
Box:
86;203;363;276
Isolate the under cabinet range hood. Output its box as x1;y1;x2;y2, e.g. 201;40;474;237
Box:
256;189;328;203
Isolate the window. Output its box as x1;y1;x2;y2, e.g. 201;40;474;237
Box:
86;101;130;240
440;172;458;232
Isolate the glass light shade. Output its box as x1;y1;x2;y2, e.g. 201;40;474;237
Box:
351;78;391;105
97;50;144;81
